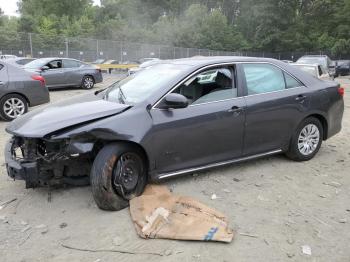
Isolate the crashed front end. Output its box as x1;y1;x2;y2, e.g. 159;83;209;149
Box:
5;136;93;188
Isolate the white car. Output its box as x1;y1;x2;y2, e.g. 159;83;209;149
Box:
292;63;333;81
0;55;18;60
128;58;161;75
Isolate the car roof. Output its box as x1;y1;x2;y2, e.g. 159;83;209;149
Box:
293;63;319;67
159;56;285;67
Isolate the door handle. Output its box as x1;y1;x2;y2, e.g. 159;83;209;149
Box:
295;95;306;102
227;106;242;114
0;81;4;85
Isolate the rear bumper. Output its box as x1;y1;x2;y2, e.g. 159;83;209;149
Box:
94;73;103;84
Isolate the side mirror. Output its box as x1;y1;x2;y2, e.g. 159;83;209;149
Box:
160;93;188;109
41;66;49;71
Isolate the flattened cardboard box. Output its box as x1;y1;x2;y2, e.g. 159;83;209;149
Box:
129;185;234;243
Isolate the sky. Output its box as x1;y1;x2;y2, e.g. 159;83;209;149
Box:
0;0;101;16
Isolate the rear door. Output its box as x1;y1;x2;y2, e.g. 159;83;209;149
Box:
41;59;66;87
62;59;83;86
239;63;309;156
150;65;246;174
0;63;9;89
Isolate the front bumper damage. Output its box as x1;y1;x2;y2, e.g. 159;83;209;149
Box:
5;136;93;188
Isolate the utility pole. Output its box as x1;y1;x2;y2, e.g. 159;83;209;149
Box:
29;33;33;58
65;38;69;58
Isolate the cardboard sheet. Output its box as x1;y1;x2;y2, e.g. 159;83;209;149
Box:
129;185;234;243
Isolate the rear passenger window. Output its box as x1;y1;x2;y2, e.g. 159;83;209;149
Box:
243;64;285;95
284;72;302;89
0;64;3;70
64;60;81;68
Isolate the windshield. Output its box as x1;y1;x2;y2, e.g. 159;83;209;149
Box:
24;59;47;69
104;63;188;104
293;65;317;77
297;57;327;68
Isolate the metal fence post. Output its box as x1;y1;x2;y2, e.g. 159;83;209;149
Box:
120;41;123;63
65;38;69;57
29;33;33;58
96;39;99;60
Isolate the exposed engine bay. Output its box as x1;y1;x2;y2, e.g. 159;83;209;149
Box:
6;136;95;188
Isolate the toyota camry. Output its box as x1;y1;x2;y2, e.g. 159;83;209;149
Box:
4;57;344;210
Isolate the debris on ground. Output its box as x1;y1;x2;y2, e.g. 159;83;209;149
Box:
223;189;231;193
323;181;342;188
21;225;31;233
301;245;312;255
61;243;166;256
211;194;217;200
129;185;234;242
59;222;68;228
239;232;259;238
338;218;347;223
0;198;17;210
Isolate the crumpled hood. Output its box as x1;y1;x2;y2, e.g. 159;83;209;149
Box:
6;93;131;138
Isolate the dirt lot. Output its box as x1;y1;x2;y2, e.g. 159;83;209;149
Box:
0;74;349;262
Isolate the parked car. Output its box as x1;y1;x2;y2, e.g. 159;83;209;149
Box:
92;58;106;64
103;60;120;73
0;60;49;121
335;60;350;76
128;58;161;75
5;57;344;210
296;55;336;76
281;60;293;64
0;55;18;60
24;58;103;89
5;57;37;67
291;63;333;81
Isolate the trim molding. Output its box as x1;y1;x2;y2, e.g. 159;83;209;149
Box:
157;149;283;180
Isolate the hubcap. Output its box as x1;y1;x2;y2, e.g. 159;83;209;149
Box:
3;98;25;119
84;77;94;89
113;153;141;197
298;124;320;156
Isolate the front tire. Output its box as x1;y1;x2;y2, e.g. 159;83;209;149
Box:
0;94;28;121
81;75;95;89
90;143;147;211
286;117;323;161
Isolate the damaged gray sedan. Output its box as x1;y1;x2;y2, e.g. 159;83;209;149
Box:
5;57;344;210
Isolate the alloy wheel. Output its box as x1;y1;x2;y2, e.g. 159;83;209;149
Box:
3;98;26;119
297;124;320;156
83;77;94;89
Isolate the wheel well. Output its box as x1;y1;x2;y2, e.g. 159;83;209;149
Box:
93;140;149;169
1;92;30;106
307;114;328;140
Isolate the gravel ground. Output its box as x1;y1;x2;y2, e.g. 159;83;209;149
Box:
0;74;349;262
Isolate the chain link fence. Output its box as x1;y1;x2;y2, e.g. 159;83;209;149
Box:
1;32;349;62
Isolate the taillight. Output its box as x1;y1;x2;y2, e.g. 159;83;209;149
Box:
338;87;344;97
31;75;46;86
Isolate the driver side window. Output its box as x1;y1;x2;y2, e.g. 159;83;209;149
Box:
172;66;236;105
46;60;62;69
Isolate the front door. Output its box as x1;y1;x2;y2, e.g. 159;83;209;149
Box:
41;59;65;87
150;65;246;174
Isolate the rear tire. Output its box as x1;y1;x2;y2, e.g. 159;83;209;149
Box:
0;94;28;121
286;117;323;161
90;143;147;211
81;75;95;89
